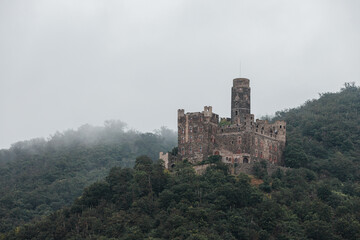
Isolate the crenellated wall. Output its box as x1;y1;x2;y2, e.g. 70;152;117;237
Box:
172;77;286;168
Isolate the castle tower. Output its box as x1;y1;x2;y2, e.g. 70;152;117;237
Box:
231;78;251;124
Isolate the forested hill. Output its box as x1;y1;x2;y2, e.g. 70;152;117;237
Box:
0;121;177;233
274;82;360;180
2;84;360;239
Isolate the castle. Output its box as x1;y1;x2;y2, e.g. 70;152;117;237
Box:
160;78;286;168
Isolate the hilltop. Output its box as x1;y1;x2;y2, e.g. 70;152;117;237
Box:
1;83;360;240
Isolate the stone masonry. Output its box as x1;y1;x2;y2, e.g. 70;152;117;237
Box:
172;78;286;167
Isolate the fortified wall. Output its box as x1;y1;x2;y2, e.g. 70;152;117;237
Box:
161;78;286;168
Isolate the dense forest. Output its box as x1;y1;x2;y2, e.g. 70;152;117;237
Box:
1;83;360;239
0;121;177;233
275;82;360;179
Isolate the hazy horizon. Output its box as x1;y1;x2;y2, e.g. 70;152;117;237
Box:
1;0;359;149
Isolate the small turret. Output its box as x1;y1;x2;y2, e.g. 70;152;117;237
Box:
178;109;185;119
203;106;213;117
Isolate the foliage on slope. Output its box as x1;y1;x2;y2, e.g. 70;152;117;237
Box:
2;83;360;239
3;157;360;240
0;121;176;233
274;83;360;180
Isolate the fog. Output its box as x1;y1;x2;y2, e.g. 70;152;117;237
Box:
1;0;359;149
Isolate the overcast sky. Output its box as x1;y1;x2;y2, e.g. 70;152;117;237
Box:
0;0;359;149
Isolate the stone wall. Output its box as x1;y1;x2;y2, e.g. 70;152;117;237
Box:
174;77;287;168
233;162;290;176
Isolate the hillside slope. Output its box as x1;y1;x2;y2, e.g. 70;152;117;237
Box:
275;83;360;180
2;83;360;239
0;122;176;233
3;156;360;240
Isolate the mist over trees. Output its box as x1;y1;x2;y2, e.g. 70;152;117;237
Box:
1;83;360;239
0;121;177;233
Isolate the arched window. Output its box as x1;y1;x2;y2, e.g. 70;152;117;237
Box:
243;157;249;163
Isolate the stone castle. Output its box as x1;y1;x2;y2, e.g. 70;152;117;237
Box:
160;78;286;168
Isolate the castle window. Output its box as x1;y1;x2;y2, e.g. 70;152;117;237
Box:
235;111;238;115
189;147;192;154
199;146;202;153
190;136;193;142
182;128;185;134
181;147;185;154
243;157;249;163
189;126;192;133
260;152;263;158
280;125;282;128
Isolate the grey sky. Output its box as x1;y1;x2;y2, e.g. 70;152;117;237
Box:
0;0;359;149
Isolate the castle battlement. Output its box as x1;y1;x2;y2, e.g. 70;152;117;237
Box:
173;77;286;167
